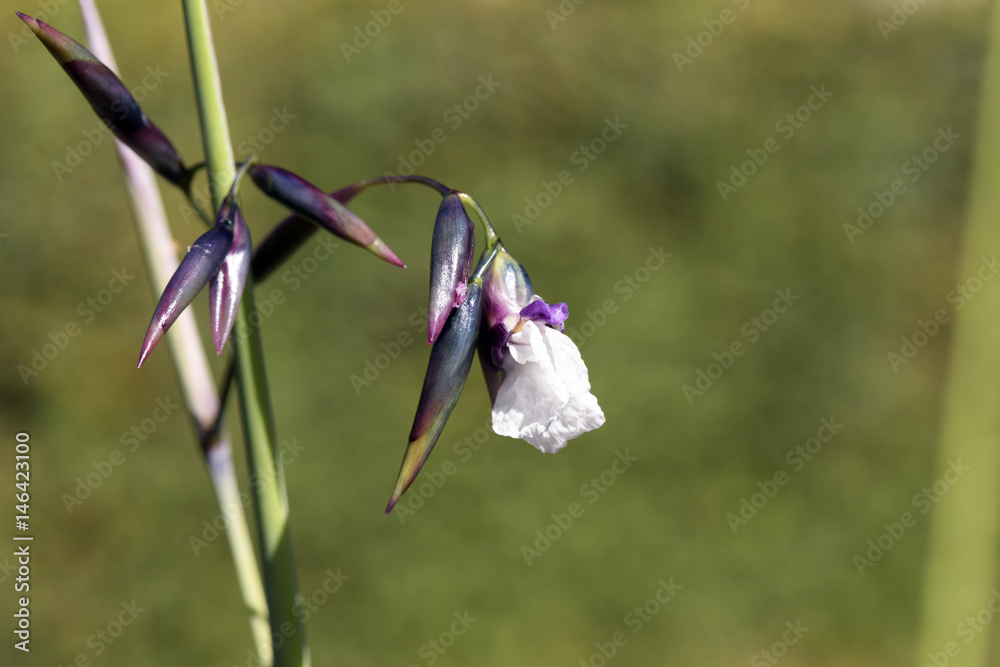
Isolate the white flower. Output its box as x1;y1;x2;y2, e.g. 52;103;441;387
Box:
492;318;605;453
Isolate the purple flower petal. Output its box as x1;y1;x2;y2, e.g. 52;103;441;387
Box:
519;299;569;331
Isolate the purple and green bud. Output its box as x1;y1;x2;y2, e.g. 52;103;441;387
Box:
427;193;475;345
249;164;404;268
209;198;252;354
481;247;534;368
138;224;233;368
16;13;190;189
386;278;484;515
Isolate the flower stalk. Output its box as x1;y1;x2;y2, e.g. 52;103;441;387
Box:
182;1;307;666
76;0;270;661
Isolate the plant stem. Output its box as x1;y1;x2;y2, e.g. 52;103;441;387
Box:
76;0;271;661
456;192;499;248
182;2;308;666
916;4;1000;666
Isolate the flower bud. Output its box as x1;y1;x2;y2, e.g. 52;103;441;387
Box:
386;279;483;514
209;198;252;354
17;13;189;188
482;247;534;368
249;164;404;268
427;193;475;344
138;224;233;367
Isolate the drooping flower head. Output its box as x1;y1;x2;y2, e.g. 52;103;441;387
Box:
481;247;605;453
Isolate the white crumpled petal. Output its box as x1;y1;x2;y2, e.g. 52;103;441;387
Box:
492;320;605;453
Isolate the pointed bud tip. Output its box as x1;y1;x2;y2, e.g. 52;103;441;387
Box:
15;12;40;33
137;338;157;368
427;315;446;345
371;240;405;268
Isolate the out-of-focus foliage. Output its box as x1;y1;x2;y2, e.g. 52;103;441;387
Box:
0;0;990;665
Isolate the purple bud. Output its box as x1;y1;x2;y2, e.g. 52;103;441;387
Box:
482;247;534;368
17;13;189;188
138;225;233;367
209;199;252;354
427;193;475;344
249;164;404;268
386;279;483;515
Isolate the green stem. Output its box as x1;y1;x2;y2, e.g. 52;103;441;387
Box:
182;3;307;666
456;191;500;249
76;0;271;661
916;3;1000;666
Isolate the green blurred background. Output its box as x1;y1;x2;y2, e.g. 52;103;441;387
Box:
0;0;993;665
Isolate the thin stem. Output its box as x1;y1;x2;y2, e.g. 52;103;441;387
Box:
335;174;452;198
182;2;308;667
456;191;499;248
76;0;270;661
